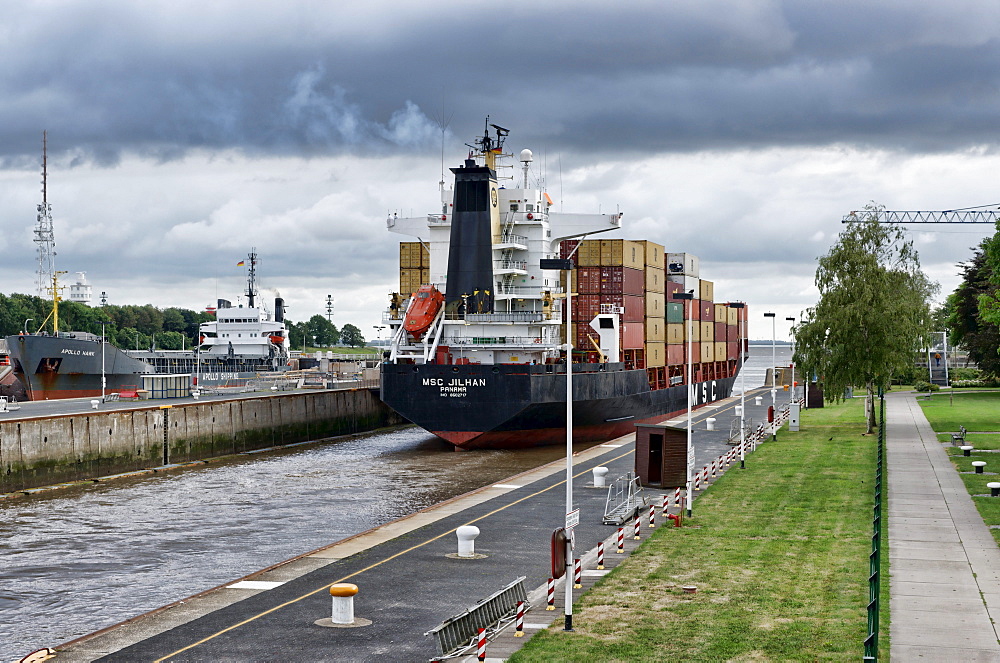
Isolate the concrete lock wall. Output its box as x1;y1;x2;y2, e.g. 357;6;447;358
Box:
0;389;404;494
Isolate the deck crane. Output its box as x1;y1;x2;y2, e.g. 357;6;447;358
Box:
842;207;1000;224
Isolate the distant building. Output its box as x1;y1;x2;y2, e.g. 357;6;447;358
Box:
68;272;93;306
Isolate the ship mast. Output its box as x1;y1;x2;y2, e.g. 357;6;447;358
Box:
245;249;258;308
35;131;56;298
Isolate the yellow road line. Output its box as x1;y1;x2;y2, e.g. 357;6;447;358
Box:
155;448;633;661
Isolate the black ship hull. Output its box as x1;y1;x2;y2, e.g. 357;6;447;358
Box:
380;362;736;449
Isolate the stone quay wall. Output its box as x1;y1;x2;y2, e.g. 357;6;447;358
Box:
0;389;405;494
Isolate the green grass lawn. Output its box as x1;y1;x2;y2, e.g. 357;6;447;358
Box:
921;391;1000;545
510;397;884;662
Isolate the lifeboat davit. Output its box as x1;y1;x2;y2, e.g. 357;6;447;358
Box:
403;285;444;340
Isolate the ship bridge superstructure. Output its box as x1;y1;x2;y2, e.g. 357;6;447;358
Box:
386;131;621;366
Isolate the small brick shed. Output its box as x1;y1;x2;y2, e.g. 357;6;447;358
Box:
634;422;688;488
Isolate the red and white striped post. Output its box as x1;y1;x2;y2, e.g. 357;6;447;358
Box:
648;504;656;528
477;627;486;661
546;577;555;610
617;527;625;553
514;601;525;637
662;493;669;517
573;558;582;588
633;513;641;539
711;458;718;477
597;540;605;569
674;487;681;507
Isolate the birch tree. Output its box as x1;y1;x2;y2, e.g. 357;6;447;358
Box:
793;205;937;432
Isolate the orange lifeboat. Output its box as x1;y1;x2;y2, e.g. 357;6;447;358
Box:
403;285;445;340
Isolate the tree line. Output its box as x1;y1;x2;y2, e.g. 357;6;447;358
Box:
0;292;367;350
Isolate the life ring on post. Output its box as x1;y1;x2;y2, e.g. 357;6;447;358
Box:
534;338;541;343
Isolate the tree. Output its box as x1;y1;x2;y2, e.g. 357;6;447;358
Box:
340;323;365;347
794;205;937;432
948;239;1000;376
307;314;339;347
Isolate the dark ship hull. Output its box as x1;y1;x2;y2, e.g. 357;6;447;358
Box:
6;334;153;400
381;362;736;449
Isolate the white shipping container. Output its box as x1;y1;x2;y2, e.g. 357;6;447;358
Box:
666;252;700;277
667;274;700;294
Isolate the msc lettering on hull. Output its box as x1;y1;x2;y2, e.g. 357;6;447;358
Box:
690;380;718;405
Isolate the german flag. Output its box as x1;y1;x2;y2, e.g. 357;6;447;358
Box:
236;260;245;266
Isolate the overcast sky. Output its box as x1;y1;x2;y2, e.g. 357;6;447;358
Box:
3;1;1000;341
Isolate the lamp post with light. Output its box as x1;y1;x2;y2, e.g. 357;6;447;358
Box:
729;302;747;468
673;290;695;516
786;317;796;404
764;312;776;403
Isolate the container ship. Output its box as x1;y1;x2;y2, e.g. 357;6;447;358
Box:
379;122;748;449
6;253;290;400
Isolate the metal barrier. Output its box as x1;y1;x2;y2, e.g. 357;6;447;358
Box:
603;472;647;525
425;576;528;660
864;391;885;661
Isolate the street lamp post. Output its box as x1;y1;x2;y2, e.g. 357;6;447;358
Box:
729;303;747;468
373;325;386;342
674;290;695;516
764;313;776;403
786;317;796;404
99;320;110;400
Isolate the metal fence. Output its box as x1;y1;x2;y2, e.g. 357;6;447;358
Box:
864;392;886;661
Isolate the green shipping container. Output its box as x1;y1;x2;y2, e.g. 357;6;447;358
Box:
666;301;684;323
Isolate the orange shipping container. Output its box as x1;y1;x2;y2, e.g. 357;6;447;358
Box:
622;322;645;349
667;343;685;365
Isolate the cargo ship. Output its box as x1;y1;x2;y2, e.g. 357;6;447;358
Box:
379;121;748;449
6;253;290;400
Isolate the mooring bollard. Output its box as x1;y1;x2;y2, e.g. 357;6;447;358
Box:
456;525;480;557
633;513;641;540
617;527;625;553
592;466;609;487
989;482;1000;497
477;627;486;661
706;417;716;431
329;583;359;625
962;445;975;457
514;600;525;637
574;558;582;588
597;541;605;569
546;577;555;610
973;461;987;474
755;395;763;406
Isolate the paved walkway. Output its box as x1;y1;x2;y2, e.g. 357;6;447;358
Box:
888;392;1000;660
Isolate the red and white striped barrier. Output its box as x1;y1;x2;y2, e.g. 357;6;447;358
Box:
633;513;641;539
617;527;625;552
477;627;486;661
649;504;656;528
673;487;681;507
546;577;555;610
597;540;605;569
574;558;582;588
662;493;669;517
514;600;525;637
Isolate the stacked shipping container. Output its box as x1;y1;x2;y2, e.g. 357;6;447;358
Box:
560;241;748;388
399;242;430;296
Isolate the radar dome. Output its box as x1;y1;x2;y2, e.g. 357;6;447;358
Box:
519;149;533;163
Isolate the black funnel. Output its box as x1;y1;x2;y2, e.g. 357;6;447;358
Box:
274;297;285;322
445;159;496;315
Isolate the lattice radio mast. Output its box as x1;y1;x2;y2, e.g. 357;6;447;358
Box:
35;131;56;297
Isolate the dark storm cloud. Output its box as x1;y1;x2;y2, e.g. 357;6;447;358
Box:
3;1;1000;165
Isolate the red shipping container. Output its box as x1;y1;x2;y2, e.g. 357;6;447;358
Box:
700;300;714;321
727;342;739;361
599;293;645;322
690;299;702;321
714;322;726;341
621;322;644;349
576;267;602;294
565;293;601;321
599;266;644;295
665;280;682;299
727;324;739;342
666;344;685;366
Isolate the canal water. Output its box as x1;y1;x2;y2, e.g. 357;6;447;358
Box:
0;346;786;658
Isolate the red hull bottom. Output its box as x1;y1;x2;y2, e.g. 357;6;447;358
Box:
433;405;700;450
25;388;107;400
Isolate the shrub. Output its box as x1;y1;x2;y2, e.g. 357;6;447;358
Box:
914;381;941;392
952;379;1000;388
950;367;982;382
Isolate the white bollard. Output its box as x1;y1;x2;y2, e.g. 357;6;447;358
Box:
735;405;743;416
329;583;358;624
754;396;763;406
706;417;716;431
190;390;200;400
90;400;100;410
592;466;609;487
457;525;480;557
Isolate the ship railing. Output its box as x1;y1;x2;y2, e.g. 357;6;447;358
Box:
425;576;528;660
603;472;648;525
464;312;545;323
0;396;20;412
427;213;450;225
495;284;562;296
494;259;527;271
494;232;528;246
447;336;549;346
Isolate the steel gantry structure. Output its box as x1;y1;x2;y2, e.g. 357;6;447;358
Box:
842;207;1000;224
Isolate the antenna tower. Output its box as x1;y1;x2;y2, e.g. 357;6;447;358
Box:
35;131;56;297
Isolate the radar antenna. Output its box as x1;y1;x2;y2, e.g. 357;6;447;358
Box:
244;248;258;308
465;117;510;169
